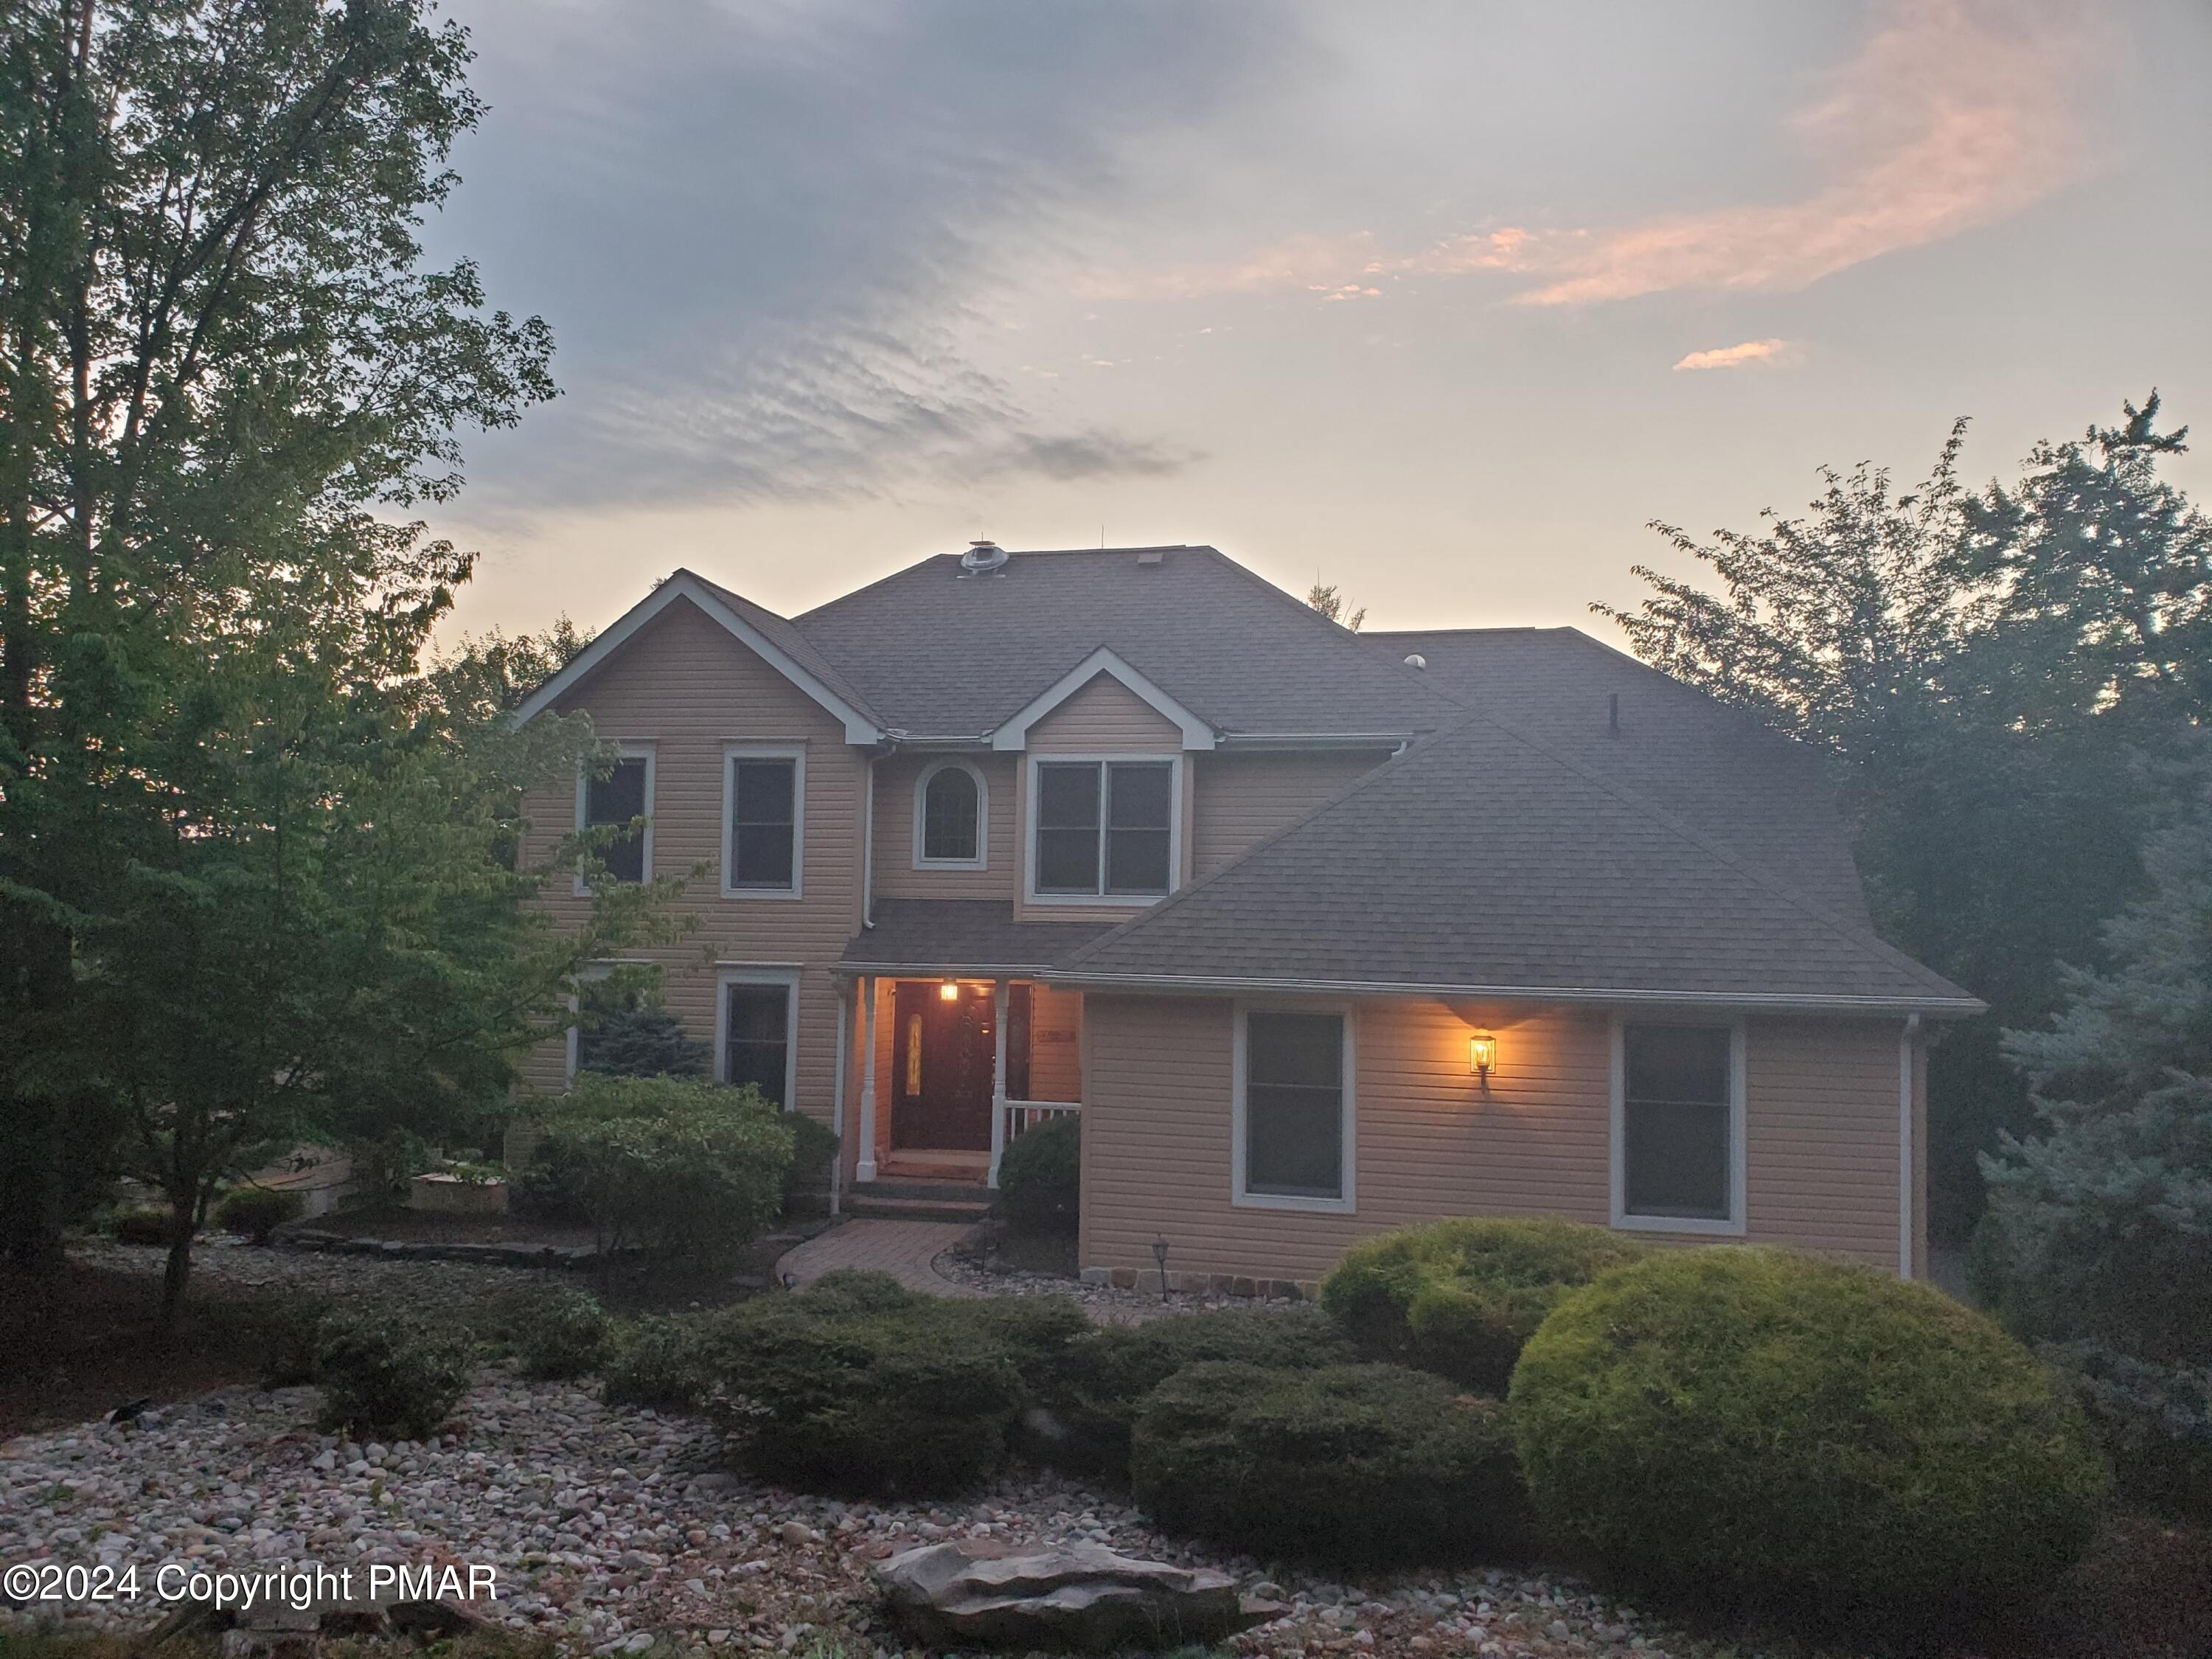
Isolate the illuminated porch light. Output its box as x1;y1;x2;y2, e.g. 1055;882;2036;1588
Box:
1469;1032;1498;1086
939;980;961;1001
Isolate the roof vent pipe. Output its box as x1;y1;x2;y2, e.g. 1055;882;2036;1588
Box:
1403;653;1427;669
959;539;1009;574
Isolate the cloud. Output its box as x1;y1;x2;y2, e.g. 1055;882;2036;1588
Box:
439;1;1284;509
1673;338;1800;372
1093;0;2098;310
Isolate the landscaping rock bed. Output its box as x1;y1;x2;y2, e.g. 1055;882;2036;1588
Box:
4;1365;1710;1659
935;1247;1315;1324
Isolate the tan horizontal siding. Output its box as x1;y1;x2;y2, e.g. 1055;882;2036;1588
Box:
516;597;864;1134
1026;984;1084;1103
1080;995;1911;1284
872;753;1019;900
1191;751;1391;878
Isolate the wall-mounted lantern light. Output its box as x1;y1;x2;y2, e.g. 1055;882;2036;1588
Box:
939;980;961;1001
1469;1031;1498;1088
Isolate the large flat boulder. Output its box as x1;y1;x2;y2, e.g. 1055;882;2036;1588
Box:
874;1538;1258;1652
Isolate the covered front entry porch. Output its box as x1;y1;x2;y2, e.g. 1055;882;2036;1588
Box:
847;973;1083;1188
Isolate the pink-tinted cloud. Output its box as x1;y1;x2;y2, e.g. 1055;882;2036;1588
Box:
1091;0;2098;310
1673;338;1799;372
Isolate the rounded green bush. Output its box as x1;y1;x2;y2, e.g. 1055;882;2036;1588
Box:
710;1281;1088;1495
514;1287;612;1380
602;1314;717;1412
316;1312;477;1440
1509;1247;2112;1634
795;1268;917;1315
108;1206;178;1247
1130;1361;1526;1568
1046;1306;1358;1479
781;1113;842;1215
1321;1215;1644;1392
214;1186;305;1244
996;1114;1080;1237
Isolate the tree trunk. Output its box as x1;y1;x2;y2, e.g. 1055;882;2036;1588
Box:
159;1199;195;1335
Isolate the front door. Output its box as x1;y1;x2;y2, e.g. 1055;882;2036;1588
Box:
891;981;995;1150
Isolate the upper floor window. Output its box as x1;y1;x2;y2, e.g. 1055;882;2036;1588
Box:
1031;758;1176;900
1613;1020;1745;1234
724;746;804;897
577;747;652;888
915;760;986;868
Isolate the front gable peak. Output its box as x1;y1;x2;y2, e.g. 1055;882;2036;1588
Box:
987;647;1217;752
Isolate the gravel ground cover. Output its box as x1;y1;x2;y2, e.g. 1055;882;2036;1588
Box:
2;1366;1707;1659
933;1248;1310;1324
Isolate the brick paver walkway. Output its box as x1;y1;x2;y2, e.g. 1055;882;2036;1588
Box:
773;1218;979;1297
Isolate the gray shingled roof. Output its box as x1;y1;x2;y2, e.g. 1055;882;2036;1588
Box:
1373;627;1870;925
837;899;1117;976
1056;714;1980;1012
792;546;1459;739
687;570;885;726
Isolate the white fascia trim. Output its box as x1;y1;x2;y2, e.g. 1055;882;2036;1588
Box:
1231;1001;1357;1214
1038;970;1984;1016
1214;732;1416;752
573;742;655;897
912;757;990;870
1608;1013;1747;1238
713;964;801;1113
722;744;807;900
512;574;881;743
989;647;1217;752
1023;754;1184;908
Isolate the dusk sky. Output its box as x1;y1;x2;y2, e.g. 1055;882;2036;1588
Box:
423;0;2212;645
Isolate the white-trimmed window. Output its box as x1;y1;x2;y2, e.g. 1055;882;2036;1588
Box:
716;967;799;1109
1611;1018;1746;1234
723;745;804;898
1233;1005;1355;1212
1026;755;1180;903
914;759;987;869
575;744;653;893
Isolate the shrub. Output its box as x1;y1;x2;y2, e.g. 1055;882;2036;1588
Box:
799;1267;919;1315
1043;1306;1357;1479
707;1280;1088;1495
1509;1247;2112;1635
513;1287;613;1380
576;999;712;1079
996;1114;1079;1236
533;1074;795;1265
1321;1216;1644;1392
602;1314;719;1412
2040;1340;2212;1521
1131;1361;1526;1568
782;1112;841;1215
108;1206;177;1246
214;1186;305;1244
316;1311;479;1439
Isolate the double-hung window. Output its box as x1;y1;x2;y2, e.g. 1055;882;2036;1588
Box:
724;748;803;897
1613;1021;1745;1232
1234;1007;1354;1211
1032;759;1175;899
718;972;796;1107
577;747;653;889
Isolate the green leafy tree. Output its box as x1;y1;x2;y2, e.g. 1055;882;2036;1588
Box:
1305;580;1366;631
1596;397;2209;1236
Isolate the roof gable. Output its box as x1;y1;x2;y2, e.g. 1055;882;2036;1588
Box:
512;571;883;742
990;647;1216;751
1057;712;1980;1014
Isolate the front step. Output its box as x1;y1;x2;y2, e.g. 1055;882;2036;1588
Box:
846;1178;992;1222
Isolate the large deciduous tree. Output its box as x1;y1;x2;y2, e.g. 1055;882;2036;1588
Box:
1595;397;2211;1236
0;0;655;1318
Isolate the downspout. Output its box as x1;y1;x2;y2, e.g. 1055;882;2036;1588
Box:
1899;1013;1921;1281
830;987;849;1217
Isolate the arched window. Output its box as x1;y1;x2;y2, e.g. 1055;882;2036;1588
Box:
915;761;985;866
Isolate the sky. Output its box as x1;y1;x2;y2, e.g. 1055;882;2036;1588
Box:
420;0;2212;646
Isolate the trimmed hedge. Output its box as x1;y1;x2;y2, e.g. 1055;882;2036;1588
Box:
513;1288;613;1380
602;1314;720;1412
316;1312;478;1440
108;1207;177;1247
215;1186;305;1244
707;1278;1088;1495
1509;1247;2112;1634
782;1113;841;1215
997;1115;1080;1236
1321;1216;1644;1392
1131;1362;1526;1568
1043;1306;1357;1479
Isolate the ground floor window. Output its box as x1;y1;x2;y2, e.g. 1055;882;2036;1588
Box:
1235;1006;1353;1210
721;978;795;1107
1616;1020;1742;1230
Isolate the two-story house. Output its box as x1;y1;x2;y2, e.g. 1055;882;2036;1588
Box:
513;542;1980;1291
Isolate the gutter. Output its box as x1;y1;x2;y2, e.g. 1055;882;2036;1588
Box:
1039;970;1986;1018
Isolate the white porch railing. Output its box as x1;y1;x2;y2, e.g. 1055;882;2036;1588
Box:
1006;1099;1081;1137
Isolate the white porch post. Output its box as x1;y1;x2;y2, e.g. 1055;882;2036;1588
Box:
857;975;879;1184
988;978;1010;1188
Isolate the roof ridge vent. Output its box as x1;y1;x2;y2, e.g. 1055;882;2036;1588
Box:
959;539;1009;575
